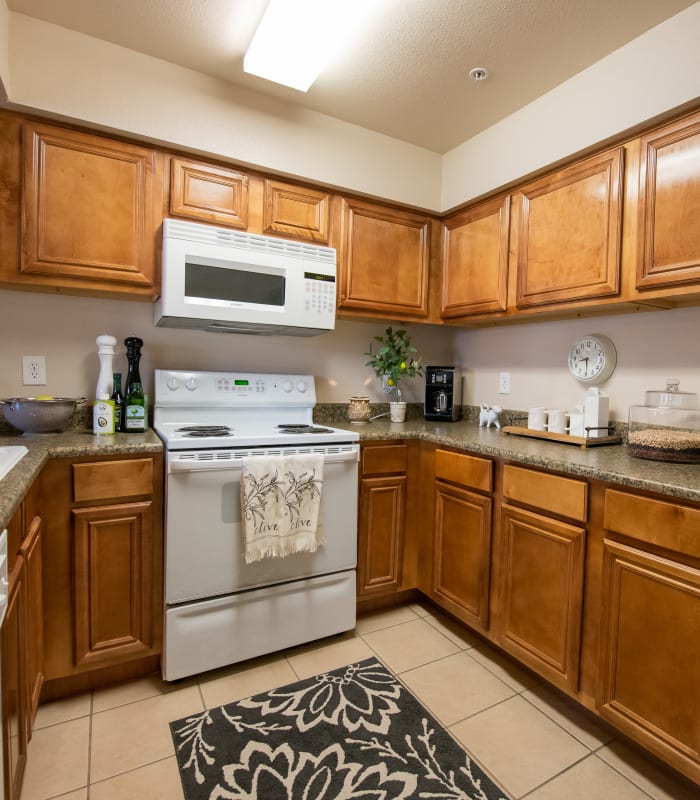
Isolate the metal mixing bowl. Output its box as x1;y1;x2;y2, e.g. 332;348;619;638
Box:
0;397;86;433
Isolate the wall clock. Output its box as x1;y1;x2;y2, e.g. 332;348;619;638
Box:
567;334;617;385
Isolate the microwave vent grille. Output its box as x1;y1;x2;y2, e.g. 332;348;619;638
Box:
164;218;335;266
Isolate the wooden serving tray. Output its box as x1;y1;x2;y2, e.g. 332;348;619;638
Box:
501;425;623;448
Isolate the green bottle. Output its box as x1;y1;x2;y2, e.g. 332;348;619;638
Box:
111;372;125;431
125;381;146;432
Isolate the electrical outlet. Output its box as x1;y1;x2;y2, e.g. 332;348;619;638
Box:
498;371;511;394
22;355;47;386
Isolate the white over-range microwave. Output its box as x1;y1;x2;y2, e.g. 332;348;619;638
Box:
154;218;337;336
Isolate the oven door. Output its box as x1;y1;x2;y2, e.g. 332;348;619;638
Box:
164;444;358;605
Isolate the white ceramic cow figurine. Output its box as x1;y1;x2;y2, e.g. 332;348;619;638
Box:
479;404;502;429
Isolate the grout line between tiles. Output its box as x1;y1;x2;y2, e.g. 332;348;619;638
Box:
590;750;673;800
516;751;602;799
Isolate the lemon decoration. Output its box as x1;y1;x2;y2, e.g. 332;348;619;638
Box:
364;326;423;402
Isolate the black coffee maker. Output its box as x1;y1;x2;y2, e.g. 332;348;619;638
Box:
424;366;462;421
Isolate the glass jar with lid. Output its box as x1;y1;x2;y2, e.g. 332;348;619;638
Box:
627;379;700;462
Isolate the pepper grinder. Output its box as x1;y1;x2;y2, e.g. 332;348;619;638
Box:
95;335;117;400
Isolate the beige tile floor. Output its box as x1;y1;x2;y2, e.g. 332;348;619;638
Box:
21;602;699;800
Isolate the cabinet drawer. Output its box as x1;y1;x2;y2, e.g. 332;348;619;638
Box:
503;465;587;522
361;444;407;476
73;458;154;502
435;449;492;492
604;489;700;558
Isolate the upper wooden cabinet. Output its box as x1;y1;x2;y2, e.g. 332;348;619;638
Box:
441;195;510;317
338;198;431;317
263;179;330;244
170;157;249;229
514;148;624;309
21;121;162;297
636;111;700;290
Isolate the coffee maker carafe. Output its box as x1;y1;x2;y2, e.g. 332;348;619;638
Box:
424;366;461;422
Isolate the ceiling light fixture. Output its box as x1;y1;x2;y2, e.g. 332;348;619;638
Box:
244;0;375;92
469;67;490;82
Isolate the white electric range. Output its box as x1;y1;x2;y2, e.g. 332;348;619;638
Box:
153;369;360;681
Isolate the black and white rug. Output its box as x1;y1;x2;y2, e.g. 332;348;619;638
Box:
170;657;509;800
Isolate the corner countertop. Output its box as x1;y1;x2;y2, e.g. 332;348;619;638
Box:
331;418;700;504
2;417;699;531
0;428;163;531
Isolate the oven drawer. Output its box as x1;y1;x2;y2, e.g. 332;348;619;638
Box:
163;570;356;680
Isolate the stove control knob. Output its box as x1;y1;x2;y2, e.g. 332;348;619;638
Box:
166;376;180;391
297;381;308;393
281;379;293;393
185;377;199;391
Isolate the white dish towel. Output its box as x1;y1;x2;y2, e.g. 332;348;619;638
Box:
240;453;324;564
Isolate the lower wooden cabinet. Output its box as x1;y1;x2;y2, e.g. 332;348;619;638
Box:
433;481;492;632
1;557;28;800
20;515;43;723
597;539;700;782
40;453;163;693
357;444;407;597
495;504;585;692
72;502;154;667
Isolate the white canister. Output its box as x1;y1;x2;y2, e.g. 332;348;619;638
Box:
584;388;609;438
527;407;547;431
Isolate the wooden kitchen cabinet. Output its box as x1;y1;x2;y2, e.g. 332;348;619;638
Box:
432;450;493;632
493;465;587;692
169;157;333;244
40;454;163;698
20;514;43;723
21;121;162;298
357;443;408;597
597;489;700;783
441;195;510;318
170;157;249;229
1;556;28;800
635;110;700;290
338;197;431;318
514;147;624;309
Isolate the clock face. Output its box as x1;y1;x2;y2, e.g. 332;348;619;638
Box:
568;335;616;385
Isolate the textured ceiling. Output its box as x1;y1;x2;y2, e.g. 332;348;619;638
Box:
7;0;697;153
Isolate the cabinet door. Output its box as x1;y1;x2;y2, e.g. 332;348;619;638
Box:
339;198;430;317
72;502;154;667
433;482;492;632
515;148;623;308
358;475;406;595
441;195;510;317
1;558;27;800
170;157;249;228
597;539;700;782
637;111;700;289
22;122;161;295
19;516;43;725
263;179;330;243
495;504;585;691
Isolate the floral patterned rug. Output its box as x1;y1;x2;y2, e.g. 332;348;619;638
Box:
170;657;510;800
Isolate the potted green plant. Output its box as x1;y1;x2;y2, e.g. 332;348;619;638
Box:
365;326;423;422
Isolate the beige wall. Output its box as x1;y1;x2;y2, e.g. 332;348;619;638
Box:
0;290;452;406
6;13;442;211
441;3;700;209
454;306;700;423
0;0;9;100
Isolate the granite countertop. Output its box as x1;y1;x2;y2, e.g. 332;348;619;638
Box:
0;428;163;531
330;417;700;504
2;413;699;532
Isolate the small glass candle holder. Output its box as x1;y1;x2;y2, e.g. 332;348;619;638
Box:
347;396;371;424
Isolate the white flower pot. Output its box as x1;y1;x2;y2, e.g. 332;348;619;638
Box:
389;401;407;423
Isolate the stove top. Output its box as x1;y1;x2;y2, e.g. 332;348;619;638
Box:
153;370;358;450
